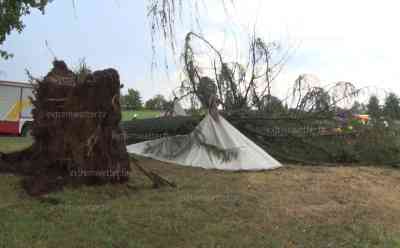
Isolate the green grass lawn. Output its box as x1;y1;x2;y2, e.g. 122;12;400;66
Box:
1;137;400;247
122;110;161;121
0;136;33;154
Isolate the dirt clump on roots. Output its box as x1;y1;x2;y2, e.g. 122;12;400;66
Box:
0;61;131;196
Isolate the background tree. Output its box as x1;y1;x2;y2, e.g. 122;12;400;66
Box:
257;95;285;114
148;0;232;56
383;92;400;120
145;94;168;110
350;101;367;115
196;76;217;108
180;32;291;112
294;85;331;113
367;95;381;120
121;89;143;110
312;87;331;112
289;75;359;117
0;0;52;59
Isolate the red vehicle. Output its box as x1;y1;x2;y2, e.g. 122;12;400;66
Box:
0;80;34;136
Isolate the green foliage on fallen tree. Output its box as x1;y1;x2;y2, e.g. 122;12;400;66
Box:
122;111;400;166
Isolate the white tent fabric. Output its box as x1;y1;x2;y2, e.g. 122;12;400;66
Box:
173;101;187;116
127;114;282;171
161;101;187;117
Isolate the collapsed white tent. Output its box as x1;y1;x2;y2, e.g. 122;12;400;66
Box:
161;101;187;117
127;113;282;171
173;101;187;116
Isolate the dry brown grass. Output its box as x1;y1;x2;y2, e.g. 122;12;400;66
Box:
242;165;400;230
137;159;400;247
1;158;400;247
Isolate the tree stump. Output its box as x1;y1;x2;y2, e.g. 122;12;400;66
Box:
1;61;130;196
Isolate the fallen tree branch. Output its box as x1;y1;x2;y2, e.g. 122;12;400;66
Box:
131;159;176;188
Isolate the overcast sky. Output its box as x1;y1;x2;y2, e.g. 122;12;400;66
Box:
0;0;399;102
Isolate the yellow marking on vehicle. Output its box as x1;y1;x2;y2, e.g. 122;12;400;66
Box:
5;99;32;121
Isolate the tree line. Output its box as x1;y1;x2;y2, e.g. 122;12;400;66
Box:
361;93;400;121
121;85;400;121
120;89;172;111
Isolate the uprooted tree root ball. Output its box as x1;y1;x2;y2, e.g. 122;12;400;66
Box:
0;60;131;196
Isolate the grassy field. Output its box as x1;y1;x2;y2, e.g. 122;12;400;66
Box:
122;110;161;121
0;136;33;153
1;138;400;247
